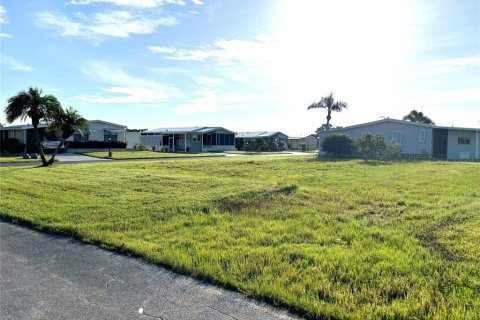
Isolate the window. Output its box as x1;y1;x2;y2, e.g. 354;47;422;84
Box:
192;134;200;142
212;133;217;145
391;131;402;145
419;130;426;143
219;134;225;145
458;137;471;145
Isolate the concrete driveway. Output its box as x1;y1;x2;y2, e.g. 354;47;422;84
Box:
0;222;301;320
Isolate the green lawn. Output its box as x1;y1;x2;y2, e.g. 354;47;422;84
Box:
82;151;225;159
223;150;293;155
0;153;41;163
0;158;479;319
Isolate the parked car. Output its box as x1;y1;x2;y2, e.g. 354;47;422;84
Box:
41;138;63;150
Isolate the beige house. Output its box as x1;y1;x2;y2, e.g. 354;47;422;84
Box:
288;134;319;150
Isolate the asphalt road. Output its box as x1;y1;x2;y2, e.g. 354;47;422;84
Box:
0;222;300;320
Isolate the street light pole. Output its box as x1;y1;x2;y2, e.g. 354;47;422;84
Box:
108;137;112;157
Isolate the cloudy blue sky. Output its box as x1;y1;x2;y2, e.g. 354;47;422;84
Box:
0;0;479;135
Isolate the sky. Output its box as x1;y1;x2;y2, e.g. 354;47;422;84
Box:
0;0;479;135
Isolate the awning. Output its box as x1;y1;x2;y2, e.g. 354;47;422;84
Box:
104;129;126;134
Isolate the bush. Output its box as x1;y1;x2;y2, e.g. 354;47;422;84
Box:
68;141;127;149
135;143;147;151
385;141;401;159
300;143;307;152
356;133;386;161
1;138;25;153
321;134;356;156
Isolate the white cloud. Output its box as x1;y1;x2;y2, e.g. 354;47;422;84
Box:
421;55;480;75
0;32;12;38
75;62;181;104
191;0;203;5
37;10;176;40
0;5;7;24
69;0;185;8
147;35;280;64
173;90;280;114
0;54;35;72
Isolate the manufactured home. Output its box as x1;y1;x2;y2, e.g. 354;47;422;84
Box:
288;134;319;151
235;131;289;150
318;119;480;160
140;127;236;152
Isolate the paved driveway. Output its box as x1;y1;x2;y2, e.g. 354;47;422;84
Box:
55;153;112;162
0;222;300;320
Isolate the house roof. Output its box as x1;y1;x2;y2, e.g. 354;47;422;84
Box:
236;131;288;138
324;119;480;133
89;120;127;129
0;119;127;131
288;134;318;140
146;127;236;134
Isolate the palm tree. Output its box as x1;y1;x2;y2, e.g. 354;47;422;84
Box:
5;87;62;166
307;92;348;130
403;109;435;124
47;107;89;165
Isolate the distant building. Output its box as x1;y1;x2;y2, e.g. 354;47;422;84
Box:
0;120;127;145
318;119;480;160
235;131;288;150
288;134;319;151
140;127;236;152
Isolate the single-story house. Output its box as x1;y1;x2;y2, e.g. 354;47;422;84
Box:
288;134;319;150
67;120;127;143
235;131;289;150
318;119;480;160
0;120;127;146
139;127;236;152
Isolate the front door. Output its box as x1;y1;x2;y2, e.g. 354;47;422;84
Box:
432;129;448;159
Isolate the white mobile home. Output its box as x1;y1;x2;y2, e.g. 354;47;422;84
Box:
235;131;289;150
140;127;236;152
318;119;479;160
288;134;319;151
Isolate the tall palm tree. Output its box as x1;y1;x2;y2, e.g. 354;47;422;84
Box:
5;87;62;166
307;92;348;130
47;107;89;165
403;109;435;124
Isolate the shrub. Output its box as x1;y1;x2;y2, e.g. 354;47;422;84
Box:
68;141;127;149
356;133;386;161
300;143;307;152
321;134;356;156
0;138;25;153
136;143;147;151
385;141;401;159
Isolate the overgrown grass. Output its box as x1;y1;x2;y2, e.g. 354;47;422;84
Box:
0;153;41;163
82;151;225;159
0;158;478;319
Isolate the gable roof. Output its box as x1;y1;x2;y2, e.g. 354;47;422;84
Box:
288;134;318;140
146;127;236;134
325;119;479;132
89;120;127;128
236;131;288;138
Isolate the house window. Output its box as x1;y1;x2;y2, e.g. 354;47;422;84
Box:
391;131;402;145
192;134;199;142
219;134;225;145
419;130;426;143
458;137;471;145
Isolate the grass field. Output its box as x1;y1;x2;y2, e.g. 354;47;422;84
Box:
0;153;42;163
0;158;479;319
223;151;293;155
82;151;225;159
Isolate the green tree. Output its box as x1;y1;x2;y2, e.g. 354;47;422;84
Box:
47;107;89;165
356;133;386;162
321;133;356;156
4;87;62;166
308;92;348;130
403;109;435;124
